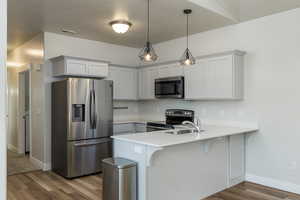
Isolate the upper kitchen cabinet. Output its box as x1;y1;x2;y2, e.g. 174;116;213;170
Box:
51;56;109;78
184;51;245;100
158;63;184;78
138;67;159;100
107;66;138;100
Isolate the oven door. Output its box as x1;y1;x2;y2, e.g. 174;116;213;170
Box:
155;76;184;99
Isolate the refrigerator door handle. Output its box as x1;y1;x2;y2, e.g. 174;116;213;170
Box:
93;89;97;129
89;89;93;129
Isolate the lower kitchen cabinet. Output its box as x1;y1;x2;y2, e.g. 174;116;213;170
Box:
184;51;244;100
113;123;146;135
108;66;138;100
228;134;245;186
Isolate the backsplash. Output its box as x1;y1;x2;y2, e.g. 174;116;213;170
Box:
113;101;140;122
138;99;259;125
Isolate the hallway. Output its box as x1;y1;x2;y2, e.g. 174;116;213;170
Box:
7;150;40;176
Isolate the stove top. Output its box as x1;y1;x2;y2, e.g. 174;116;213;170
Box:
146;109;195;130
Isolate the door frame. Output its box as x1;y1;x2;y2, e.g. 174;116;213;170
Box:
0;0;7;199
17;69;32;155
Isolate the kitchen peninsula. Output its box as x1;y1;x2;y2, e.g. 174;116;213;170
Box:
112;124;258;200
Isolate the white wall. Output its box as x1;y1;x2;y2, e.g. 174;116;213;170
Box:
7;34;44;162
7;68;18;151
44;32;140;66
138;8;300;192
0;0;7;199
43;32;140;167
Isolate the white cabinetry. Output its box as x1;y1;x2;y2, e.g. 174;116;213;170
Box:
51;56;109;78
184;52;244;100
158;63;184;78
228;134;245;186
108;66;138;100
138;67;159;100
113;123;146;135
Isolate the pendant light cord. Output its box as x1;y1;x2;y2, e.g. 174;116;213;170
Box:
186;13;189;49
147;0;150;42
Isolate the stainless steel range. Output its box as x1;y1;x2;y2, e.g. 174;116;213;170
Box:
147;109;194;131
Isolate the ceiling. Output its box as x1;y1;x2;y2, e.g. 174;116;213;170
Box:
8;0;300;51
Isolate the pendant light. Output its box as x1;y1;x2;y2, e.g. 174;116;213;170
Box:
138;0;158;62
180;9;195;66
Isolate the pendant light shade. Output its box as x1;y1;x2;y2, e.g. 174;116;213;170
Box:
180;9;196;66
139;0;158;62
180;48;195;65
139;41;158;62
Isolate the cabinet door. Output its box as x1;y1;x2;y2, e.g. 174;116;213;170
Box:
184;60;207;99
228;134;245;186
184;55;235;99
138;69;147;99
138;67;158;99
87;61;108;77
109;67;137;100
66;59;88;75
206;56;233;98
158;64;183;78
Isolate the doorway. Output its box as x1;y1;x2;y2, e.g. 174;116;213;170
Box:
6;66;41;175
18;70;30;155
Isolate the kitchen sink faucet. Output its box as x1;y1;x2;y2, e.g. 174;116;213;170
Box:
182;117;202;136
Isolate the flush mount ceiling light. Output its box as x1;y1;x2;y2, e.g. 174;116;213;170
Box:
138;0;158;62
110;20;132;34
179;9;196;66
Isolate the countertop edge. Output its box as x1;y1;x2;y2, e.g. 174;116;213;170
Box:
111;127;258;148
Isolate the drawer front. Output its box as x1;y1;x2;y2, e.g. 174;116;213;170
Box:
67;138;112;178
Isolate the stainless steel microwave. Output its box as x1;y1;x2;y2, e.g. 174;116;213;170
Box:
155;76;184;99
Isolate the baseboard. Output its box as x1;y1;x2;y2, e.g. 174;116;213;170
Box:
246;174;300;195
7;144;18;153
29;156;44;169
43;163;51;171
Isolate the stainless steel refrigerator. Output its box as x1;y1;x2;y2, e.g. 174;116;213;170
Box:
52;78;113;178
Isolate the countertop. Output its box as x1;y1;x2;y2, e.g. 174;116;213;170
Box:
113;120;148;125
113;119;163;125
111;124;258;148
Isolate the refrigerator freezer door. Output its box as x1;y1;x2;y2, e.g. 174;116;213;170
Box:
67;138;112;178
67;78;94;140
93;80;113;138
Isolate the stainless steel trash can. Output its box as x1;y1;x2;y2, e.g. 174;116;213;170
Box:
102;157;137;200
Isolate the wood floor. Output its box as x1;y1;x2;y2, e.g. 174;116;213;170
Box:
7;150;41;176
7;170;300;200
